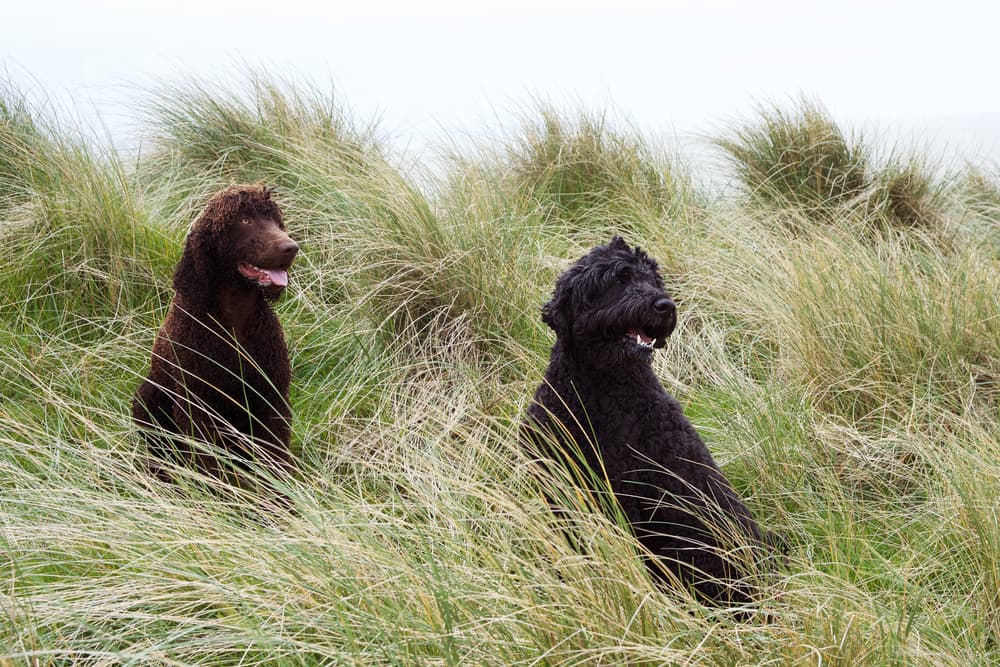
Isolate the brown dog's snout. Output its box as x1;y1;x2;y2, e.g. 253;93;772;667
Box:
277;239;299;261
256;222;299;267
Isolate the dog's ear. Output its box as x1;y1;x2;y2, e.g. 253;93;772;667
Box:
609;236;629;252
542;263;585;335
541;296;565;333
172;244;198;297
172;225;217;297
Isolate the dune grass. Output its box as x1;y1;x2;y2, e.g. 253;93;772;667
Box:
1;73;999;665
715;98;948;232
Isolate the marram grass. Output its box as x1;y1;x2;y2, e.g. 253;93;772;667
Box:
1;73;999;665
715;97;948;231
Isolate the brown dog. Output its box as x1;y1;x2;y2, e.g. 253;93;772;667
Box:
133;184;299;492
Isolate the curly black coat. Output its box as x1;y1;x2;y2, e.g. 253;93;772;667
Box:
524;237;775;605
133;184;299;486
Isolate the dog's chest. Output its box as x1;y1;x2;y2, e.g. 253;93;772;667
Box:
543;371;679;467
202;309;288;396
587;383;673;444
234;320;286;379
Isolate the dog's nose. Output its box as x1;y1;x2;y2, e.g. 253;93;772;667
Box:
653;297;675;314
278;240;299;259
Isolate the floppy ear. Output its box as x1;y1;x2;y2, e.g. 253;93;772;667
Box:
172;226;218;297
541;263;585;335
541;295;565;333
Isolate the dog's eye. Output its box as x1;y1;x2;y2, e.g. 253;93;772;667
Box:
616;267;633;283
241;218;252;225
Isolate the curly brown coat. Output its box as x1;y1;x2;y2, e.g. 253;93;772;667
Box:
133;184;299;489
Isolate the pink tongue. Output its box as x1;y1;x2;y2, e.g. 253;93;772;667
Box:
263;269;288;287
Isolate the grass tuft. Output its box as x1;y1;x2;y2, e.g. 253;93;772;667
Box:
715;98;948;232
508;107;692;230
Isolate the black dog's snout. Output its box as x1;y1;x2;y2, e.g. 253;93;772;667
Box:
653;297;675;314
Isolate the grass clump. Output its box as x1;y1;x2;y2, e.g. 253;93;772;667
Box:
873;152;948;228
507;107;695;232
0;82;51;204
716;98;947;231
0;90;176;327
955;165;1000;246
715;98;869;215
146;70;374;183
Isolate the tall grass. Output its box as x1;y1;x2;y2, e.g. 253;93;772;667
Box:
0;82;48;204
0;87;177;327
715;98;948;231
2;73;999;664
506;107;695;229
715;98;869;214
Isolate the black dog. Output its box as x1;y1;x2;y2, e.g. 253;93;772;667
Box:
133;184;298;493
524;237;777;605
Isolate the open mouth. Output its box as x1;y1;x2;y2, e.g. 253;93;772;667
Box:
624;328;657;350
239;262;289;289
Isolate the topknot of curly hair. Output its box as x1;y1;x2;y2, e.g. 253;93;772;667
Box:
195;183;283;233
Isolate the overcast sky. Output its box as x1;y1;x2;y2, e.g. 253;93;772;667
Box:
3;0;1000;164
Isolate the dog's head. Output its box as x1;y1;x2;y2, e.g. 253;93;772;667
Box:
542;236;676;367
173;184;299;300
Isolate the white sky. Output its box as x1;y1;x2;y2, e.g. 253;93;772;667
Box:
3;0;1000;163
